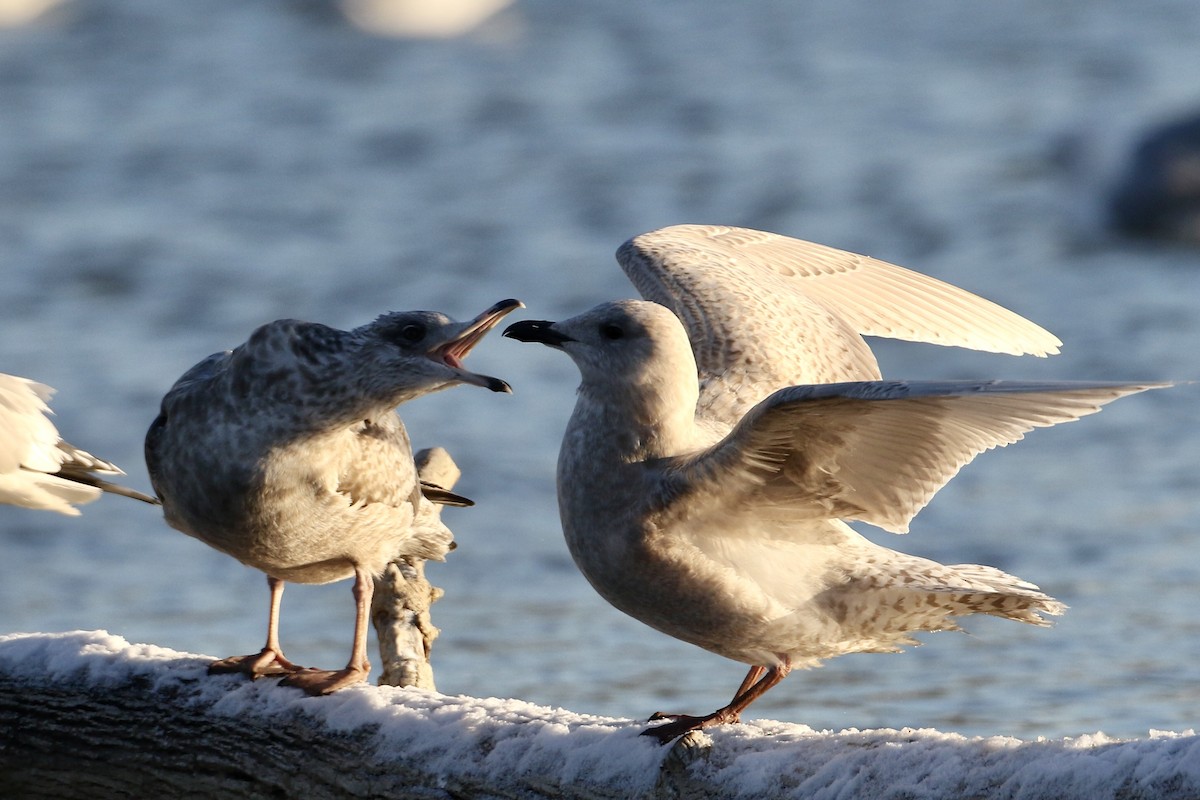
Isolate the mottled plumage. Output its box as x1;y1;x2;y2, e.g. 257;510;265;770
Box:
0;372;157;515
147;299;520;694
617;224;1063;423
504;226;1163;741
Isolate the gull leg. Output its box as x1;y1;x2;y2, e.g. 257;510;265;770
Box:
209;576;305;678
647;664;765;724
732;664;768;698
642;658;791;743
281;566;373;695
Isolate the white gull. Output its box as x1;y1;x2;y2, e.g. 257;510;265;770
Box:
503;225;1164;742
0;372;157;515
145;299;521;695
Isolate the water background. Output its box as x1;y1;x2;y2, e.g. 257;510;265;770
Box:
2;0;1198;740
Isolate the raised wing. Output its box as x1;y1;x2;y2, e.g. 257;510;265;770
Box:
660;380;1164;534
618;225;1062;424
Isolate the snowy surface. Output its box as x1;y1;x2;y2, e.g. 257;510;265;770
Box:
2;630;1199;799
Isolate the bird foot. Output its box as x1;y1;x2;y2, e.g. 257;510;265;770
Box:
208;648;305;679
279;665;369;696
641;710;740;743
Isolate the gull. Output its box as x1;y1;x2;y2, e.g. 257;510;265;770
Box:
0;372;158;515
146;299;521;695
503;224;1164;742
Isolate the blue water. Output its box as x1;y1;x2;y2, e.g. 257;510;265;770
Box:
2;0;1198;740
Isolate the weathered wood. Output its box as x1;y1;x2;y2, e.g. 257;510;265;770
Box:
0;675;406;798
370;446;460;691
2;632;1199;800
0;633;664;800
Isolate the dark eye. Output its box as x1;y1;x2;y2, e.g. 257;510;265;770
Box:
600;324;624;340
398;324;425;343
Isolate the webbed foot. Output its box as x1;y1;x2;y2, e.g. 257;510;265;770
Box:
278;665;369;696
208;648;304;678
641;710;739;743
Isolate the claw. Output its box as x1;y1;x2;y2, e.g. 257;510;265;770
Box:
641;709;743;743
279;666;369;696
208;647;305;679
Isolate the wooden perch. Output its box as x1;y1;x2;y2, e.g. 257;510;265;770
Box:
370;446;460;691
2;632;1199;800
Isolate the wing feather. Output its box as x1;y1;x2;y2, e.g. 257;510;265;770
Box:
618;224;1063;424
661;380;1165;535
0;374;64;474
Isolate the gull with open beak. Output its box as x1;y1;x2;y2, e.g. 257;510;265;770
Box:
146;299;521;695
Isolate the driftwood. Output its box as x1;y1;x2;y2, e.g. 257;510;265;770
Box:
370;446;459;691
2;632;1200;800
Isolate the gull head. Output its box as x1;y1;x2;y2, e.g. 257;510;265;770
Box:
504;300;699;403
360;298;523;398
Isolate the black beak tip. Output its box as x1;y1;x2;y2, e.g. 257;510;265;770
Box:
502;321;530;340
503;319;568;345
487;376;514;394
493;298;525;315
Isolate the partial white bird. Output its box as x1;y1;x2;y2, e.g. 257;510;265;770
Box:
146;299;521;695
503;225;1164;741
0;372;157;515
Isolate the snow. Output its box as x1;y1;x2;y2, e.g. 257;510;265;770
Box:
2;630;1197;799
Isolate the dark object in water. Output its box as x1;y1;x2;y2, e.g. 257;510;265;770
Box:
1108;111;1200;244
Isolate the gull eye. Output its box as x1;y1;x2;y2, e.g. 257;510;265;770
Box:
600;323;624;341
398;324;425;343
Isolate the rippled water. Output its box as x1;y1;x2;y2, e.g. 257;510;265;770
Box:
2;0;1198;740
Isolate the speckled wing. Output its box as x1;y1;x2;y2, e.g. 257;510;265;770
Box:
335;414;454;561
659;380;1164;535
617;225;1063;425
145;351;230;498
336;414;422;510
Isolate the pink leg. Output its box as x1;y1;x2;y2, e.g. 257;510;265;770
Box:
280;566;373;696
642;657;792;743
648;664;766;724
730;664;768;702
209;575;305;678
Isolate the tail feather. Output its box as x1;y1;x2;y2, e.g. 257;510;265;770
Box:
838;557;1065;644
54;464;161;506
917;587;1066;627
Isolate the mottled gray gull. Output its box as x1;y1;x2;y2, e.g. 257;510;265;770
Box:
503;225;1164;741
146;299;521;695
0;372;158;514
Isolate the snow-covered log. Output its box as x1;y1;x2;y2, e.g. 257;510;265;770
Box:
0;631;1197;800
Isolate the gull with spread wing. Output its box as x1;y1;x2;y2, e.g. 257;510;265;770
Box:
146;299;521;695
504;225;1164;742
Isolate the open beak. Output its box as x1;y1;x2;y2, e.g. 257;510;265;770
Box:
431;299;523;393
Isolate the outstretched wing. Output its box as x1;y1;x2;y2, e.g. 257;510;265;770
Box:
617;225;1062;425
658;380;1163;534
